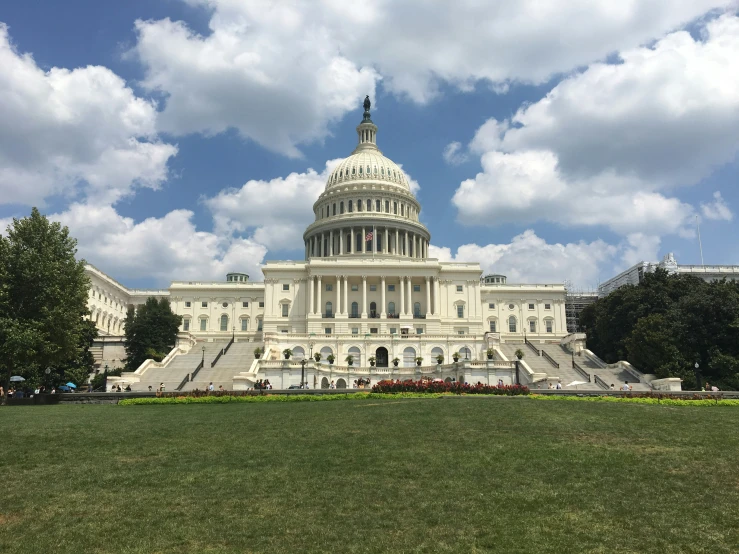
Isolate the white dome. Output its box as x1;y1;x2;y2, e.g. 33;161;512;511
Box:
326;150;410;192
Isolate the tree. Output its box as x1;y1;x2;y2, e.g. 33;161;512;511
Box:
0;208;90;403
123;297;181;371
56;319;98;388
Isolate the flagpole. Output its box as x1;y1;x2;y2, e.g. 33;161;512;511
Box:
372;225;375;258
696;215;704;266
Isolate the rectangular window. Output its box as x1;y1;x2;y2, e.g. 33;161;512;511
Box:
489;320;496;332
201;301;208;308
259;301;264;308
281;329;288;334
388;284;395;291
458;330;465;335
416;328;423;335
283;284;289;291
370;328;378;334
370;285;377;292
528;303;535;310
241;319;248;331
183;319;190;331
282;304;289;317
200;319;207;331
488;303;495;309
394;202;398;214
456;285;463;292
325;328;332;335
530;321;536;332
545;303;551;310
326;284;333;291
457;305;464;318
376;200;381;212
257;319;263;331
385;200;389;212
351;285;358;291
546;321;553;333
352;328;359;335
390;327;397;334
413;285;420;292
242;301;248;308
185;301;191;308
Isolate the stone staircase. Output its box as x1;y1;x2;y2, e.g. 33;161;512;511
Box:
130;343;223;392
498;343;593;388
182;340;263;391
542;345;652;391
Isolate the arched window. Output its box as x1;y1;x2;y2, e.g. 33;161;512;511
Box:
325;301;333;317
413;302;421;317
257;317;263;332
388;302;395;315
403;347;416;367
460;347;472;360
431;347;443;360
241;318;249;331
347;233;352;253
508;316;517;333
333;203;336;215
359;166;363;174
375;199;381;212
348;346;361;366
381;167;385;175
358;199;363;211
320;346;333;364
370;302;377;317
356;233;362;252
292;346;305;360
529;320;536;333
220;314;229;331
340;201;344;214
348;200;353;212
351;302;359;318
366;165;370;174
367;199;372;211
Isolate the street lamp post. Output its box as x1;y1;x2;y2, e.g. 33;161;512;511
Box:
694;362;701;390
103;364;109;392
201;346;206;367
301;359;306;389
45;367;51;391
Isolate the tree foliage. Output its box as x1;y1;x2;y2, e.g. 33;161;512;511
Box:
580;269;739;389
124;297;181;371
0;208;91;399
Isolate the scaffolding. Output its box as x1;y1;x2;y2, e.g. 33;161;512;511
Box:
564;281;598;333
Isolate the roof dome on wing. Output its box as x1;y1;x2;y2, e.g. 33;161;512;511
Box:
324;95;411;193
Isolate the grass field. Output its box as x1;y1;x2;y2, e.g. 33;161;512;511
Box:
2;398;738;553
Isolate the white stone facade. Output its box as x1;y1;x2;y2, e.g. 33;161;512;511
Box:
84;99;569;382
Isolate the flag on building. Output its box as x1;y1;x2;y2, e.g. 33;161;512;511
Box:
365;230;373;241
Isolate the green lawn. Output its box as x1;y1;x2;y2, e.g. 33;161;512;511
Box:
1;398;738;553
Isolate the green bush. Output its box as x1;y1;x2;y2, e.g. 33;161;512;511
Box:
530;394;739;407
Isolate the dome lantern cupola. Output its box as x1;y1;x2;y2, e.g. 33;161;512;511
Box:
355;95;378;152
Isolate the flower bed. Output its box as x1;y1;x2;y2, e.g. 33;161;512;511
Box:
371;379;529;396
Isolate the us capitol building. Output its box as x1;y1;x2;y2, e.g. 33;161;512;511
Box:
87;98;586;391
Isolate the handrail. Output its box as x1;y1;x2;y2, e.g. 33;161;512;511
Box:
211;348;224;368
223;335;235;355
541;349;559;368
524;338;540;356
176;359;203;391
594;374;610;390
572;362;590;382
175;373;190;392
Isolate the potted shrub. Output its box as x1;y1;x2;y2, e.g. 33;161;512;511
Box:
368;356;376;367
392;357;400;367
486;348;494;360
254;347;263;359
452;351;460;362
514;348;524;360
283;348;292;360
415;356;423;366
345;354;354;366
314;352;322;363
327;354;335;365
436;354;444;365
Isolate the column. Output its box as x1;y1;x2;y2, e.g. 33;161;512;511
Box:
407;276;413;315
339;230;344;255
404;231;409;257
434;278;441;316
381;276;386;317
309;276;315;315
362;227;366;254
425;277;431;316
413;235;417;258
329;230;334;256
395;229;399;255
343;276;349;316
385;228;389;254
317;276;322;316
361;276;367;317
400;277;405;316
336;275;341;316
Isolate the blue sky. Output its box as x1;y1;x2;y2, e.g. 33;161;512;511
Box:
1;0;738;289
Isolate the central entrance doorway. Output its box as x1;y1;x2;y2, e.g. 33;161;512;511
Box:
375;346;389;368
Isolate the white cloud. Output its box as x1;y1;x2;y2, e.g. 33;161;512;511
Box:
54;203;267;285
430;230;621;289
0;24;177;207
131;0;731;155
454;15;739;238
701;191;733;221
442;142;468;165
